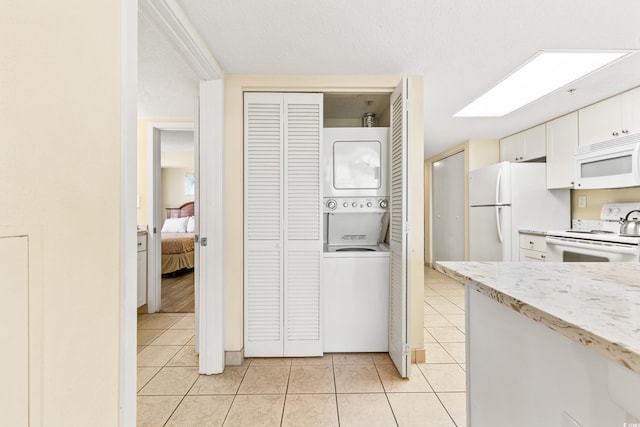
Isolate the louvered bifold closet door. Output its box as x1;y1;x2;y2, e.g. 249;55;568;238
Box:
283;93;323;357
389;79;410;378
244;93;284;357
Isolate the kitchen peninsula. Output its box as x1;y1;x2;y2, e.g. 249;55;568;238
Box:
436;261;640;427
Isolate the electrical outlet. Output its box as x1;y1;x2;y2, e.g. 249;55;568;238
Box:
578;195;587;209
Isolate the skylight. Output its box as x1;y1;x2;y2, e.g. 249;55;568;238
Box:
453;50;634;117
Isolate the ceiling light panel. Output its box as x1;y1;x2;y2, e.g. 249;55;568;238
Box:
454;50;634;117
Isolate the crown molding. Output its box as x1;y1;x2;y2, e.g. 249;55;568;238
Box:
140;0;224;80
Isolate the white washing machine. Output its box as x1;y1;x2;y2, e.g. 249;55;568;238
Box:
323;208;390;352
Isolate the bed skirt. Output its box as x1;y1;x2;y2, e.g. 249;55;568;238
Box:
162;251;195;274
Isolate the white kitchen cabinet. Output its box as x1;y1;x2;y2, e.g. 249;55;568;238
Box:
578;86;640;146
500;124;546;162
137;232;147;307
467;287;636;426
545;112;578;189
519;232;547;262
621;86;640;136
244;92;323;358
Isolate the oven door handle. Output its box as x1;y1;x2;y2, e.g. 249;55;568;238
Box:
545;236;639;255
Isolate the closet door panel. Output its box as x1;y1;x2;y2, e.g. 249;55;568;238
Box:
389;79;410;378
283;245;321;356
244;93;284;356
283;93;323;356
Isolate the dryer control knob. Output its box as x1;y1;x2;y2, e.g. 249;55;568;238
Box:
379;199;389;209
327;199;337;210
367;202;373;207
343;202;349;208
352;202;357;207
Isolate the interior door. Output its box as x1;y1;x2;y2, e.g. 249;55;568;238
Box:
389;78;410;378
150;128;162;312
432;151;465;262
197;80;225;374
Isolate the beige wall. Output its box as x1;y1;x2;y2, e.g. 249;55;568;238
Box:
572;188;640;220
1;1;121;424
424;140;499;265
224;75;425;354
162;151;195;168
162;167;194;221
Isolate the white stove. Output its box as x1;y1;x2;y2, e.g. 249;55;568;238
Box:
545;202;640;262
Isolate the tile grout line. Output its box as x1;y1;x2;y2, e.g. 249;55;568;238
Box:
330;355;341;427
279;363;293;426
160;324;194;426
432;391;461;427
376;363;401;427
220;360;252;426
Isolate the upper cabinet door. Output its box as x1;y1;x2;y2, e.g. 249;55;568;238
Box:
522;124;546;160
579;87;640;146
500;133;523;162
546;112;578;189
500;124;545;162
578;95;622;146
389;78;410;379
621;86;640;136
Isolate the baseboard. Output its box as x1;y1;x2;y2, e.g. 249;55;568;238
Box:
225;348;424;365
411;348;426;364
225;350;244;366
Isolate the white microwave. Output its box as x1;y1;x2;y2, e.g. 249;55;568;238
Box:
574;133;640;189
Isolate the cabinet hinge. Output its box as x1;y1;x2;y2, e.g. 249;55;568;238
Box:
195;235;199;243
200;237;208;247
403;223;411;234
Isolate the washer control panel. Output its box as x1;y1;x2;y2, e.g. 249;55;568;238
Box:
324;197;390;213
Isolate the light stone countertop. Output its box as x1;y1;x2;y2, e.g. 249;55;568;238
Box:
435;261;640;373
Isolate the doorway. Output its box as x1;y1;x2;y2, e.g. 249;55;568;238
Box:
432;151;465;262
146;122;196;315
158;129;196;313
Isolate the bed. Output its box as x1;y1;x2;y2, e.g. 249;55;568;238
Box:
161;201;195;276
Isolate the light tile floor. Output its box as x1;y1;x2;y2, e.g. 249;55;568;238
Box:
137;267;466;426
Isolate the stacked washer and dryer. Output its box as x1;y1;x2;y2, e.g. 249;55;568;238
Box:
323;127;391;352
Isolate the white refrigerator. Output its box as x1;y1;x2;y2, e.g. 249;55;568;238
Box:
469;162;570;261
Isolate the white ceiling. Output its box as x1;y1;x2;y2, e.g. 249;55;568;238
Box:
139;0;640;158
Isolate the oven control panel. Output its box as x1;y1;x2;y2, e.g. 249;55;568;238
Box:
601;202;640;221
323;197;389;213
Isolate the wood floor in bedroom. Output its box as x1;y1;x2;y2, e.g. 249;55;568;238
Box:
160;271;194;313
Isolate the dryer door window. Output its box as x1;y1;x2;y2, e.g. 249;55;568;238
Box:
333;140;381;190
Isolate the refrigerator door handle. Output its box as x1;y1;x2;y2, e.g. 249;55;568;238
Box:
495;206;504;243
495;166;502;205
